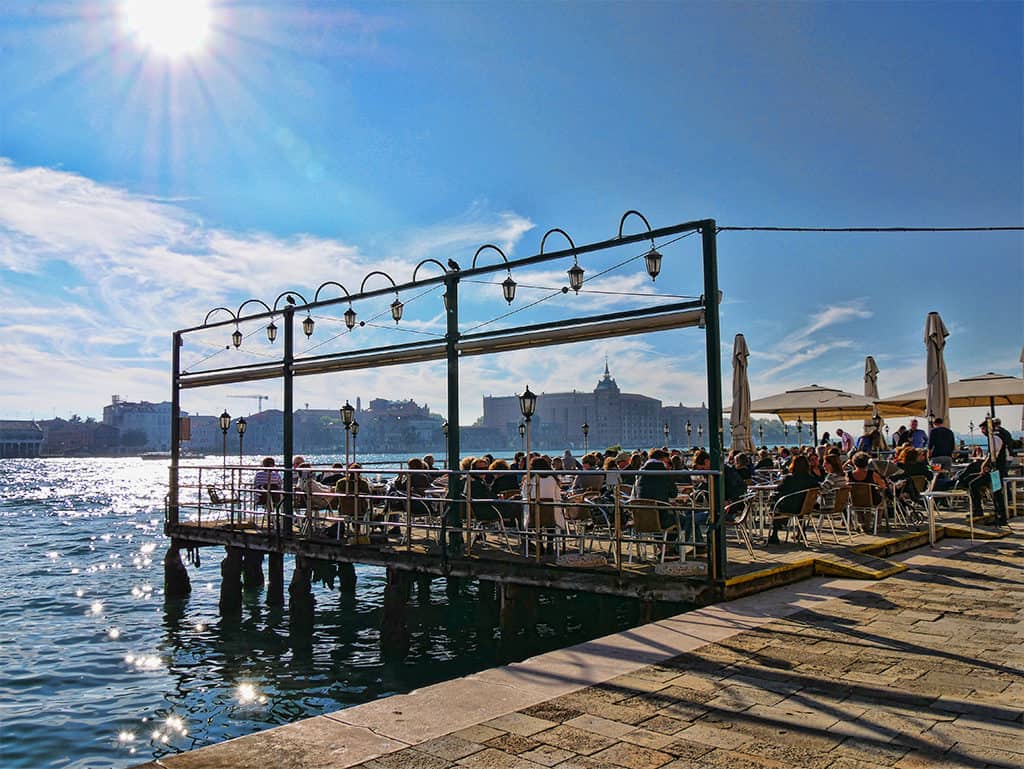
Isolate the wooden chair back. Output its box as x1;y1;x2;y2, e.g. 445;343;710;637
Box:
849;482;879;508
798;487;820;517
626;499;667;533
525;499;558;529
830;485;850;514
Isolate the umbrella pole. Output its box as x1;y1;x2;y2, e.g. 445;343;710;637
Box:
813;409;819;447
990;396;996;418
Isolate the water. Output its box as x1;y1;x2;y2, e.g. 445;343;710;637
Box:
0;456;649;769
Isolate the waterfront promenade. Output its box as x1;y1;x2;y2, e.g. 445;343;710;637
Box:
137;524;1022;769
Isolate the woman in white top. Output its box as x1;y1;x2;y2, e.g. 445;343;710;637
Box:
520;455;564;529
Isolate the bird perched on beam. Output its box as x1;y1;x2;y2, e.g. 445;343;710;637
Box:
286;294;296;305
447;258;460;272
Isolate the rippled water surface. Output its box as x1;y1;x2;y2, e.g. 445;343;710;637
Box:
0;456;648;769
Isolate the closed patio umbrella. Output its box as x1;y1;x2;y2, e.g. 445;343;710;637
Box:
925;311;950;425
875;372;1024;417
729;384;879;445
863;355;882;434
730;333;754;452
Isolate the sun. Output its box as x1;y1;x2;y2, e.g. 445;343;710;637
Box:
122;0;212;57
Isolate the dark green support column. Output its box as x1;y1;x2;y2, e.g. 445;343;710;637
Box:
218;546;243;616
267;552;285;606
445;273;461;468
701;221;727;593
163;540;190;598
168;332;182;528
282;307;294;536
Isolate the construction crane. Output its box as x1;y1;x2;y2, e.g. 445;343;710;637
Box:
226;394;270;414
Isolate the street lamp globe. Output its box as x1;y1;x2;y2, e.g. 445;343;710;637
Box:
567;262;585;294
219;410;231;434
302;313;315;337
519;386;537;421
344;306;357;330
340;400;355;427
266;321;278;344
236;416;247;436
644;247;663;281
231;328;243;348
502;274;517;304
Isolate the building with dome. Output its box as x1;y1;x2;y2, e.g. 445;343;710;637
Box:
480;362;708;450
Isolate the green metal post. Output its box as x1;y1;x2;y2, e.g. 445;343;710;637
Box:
282;307;294;536
445;274;460;468
168;332;182;527
701;221;726;591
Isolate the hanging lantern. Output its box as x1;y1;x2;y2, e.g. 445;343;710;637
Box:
231;328;243;348
501;274;517;304
266;321;278;343
567;261;585;293
302;314;315;337
344;306;357;330
644;247;663;281
390;297;404;323
518;385;537;420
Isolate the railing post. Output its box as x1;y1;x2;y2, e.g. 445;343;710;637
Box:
701;220;727;592
614;482;622;574
168;332;182;528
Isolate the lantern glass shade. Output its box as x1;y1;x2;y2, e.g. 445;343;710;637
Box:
685;420;692;435
351;420;359;436
266;321;278;343
344;306;357;330
390;298;404;323
340;400;355;426
219;410;231;433
231;328;243;348
501;274;517;304
518;422;525;437
518;385;537;420
581;422;589;437
302;314;315;337
237;417;247;435
442;292;449;311
644;247;663;281
567;262;585;293
442;421;448;436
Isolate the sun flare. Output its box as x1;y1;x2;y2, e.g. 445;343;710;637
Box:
122;0;211;57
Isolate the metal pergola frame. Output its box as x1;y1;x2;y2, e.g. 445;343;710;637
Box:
167;215;728;586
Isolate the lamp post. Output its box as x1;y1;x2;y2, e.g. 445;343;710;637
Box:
796;417;804;447
783;422;789;442
351;420;359;464
519;386;538;561
757;423;764;447
340;400;355;465
685;419;692;450
219;410;231;481
442;420;449;468
518;421;525;452
885;424;890;445
969;420;975;445
236;416;247;463
697;423;704;445
927;411;935;431
871;411;882;455
581;421;589;453
663;422;670;447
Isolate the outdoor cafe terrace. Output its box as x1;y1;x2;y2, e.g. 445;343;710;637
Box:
165;458;1018;605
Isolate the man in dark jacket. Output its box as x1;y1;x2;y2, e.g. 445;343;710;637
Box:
633;450;677;528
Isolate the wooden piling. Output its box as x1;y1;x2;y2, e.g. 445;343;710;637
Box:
381;567;412;659
242;550;265;591
338;562;357;594
163;541;191;598
288;555;315;624
267;552;285;606
218;546;243;615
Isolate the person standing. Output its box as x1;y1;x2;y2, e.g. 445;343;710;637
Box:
836;428;854;455
907;419;928;449
972;420;1008;525
927;417;956;471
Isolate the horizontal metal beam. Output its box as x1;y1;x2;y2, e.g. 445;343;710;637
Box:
179;305;707;389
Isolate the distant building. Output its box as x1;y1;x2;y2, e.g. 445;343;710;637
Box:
39;418;119;456
481;363;709;450
0;420;44;458
102;395;184;451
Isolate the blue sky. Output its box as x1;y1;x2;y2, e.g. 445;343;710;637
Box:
0;0;1021;434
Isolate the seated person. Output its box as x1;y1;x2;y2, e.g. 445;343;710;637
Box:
732;452;754;481
465;457;501;522
320;462;347;488
767;455;821;544
296;463;335;509
819;454;847;504
252;457;283;509
571;453;604;492
521;454;564;529
846;451;888;524
633;449;683;532
389;457;433;518
754;449;775;470
807;452;826;483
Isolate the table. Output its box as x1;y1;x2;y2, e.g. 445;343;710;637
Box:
747;483;779;541
920;488;973;546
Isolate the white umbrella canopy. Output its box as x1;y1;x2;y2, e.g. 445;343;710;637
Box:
730;333;754;452
732;384;881;444
925;311;950;425
863;355;881;433
875;372;1024;417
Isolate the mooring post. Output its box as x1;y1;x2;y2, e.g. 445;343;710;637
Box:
163;540;191;598
416;574;433;602
288;554;315;624
499;583;537;640
338;562;357;594
242;550;265;590
381;567;412;659
267;552;285;606
218;546;243;615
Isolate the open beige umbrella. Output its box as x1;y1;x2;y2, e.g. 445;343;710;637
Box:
863;355;882;433
735;384;880;445
925;311;950;425
729;333;754;452
875;372;1024;417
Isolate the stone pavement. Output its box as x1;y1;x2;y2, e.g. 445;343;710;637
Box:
350;535;1023;769
145;528;1022;769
